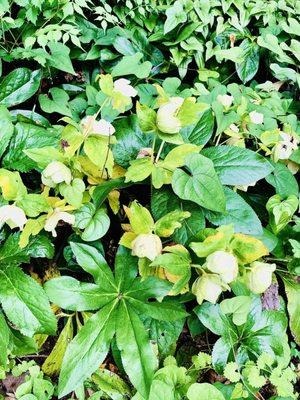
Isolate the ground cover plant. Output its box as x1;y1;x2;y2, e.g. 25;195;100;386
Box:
0;0;300;399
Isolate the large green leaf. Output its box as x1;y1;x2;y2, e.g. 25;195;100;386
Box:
2;122;59;172
44;276;115;311
116;301;157;399
111;53;152;79
58;301;117;398
202;146;273;185
0;105;14;158
172;153;226;212
0;265;56;337
48;42;75;75
181;109;214;146
0;68;41;107
266;162;299;196
236;39;260;84
0;312;9;366
204;187;263;235
70;242;115;289
113;115;153;168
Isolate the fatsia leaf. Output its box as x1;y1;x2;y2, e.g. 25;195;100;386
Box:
125;276;172;301
172;153;226;212
44;276;115;311
116;301;157;398
202;146;273;185
128;298;188;321
58;301;117;398
114;245;138;291
0;265;56;337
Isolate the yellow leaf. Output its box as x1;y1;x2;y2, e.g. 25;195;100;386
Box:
42;317;73;376
119;232;137;248
108;190;120;214
230;233;269;264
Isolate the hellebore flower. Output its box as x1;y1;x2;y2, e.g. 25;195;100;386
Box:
81;115;115;136
156;97;184;134
42;161;72;188
0;205;27;230
217;94;233;108
246;261;276;294
249;111;264;124
206;250;239;283
192;273;224;305
44;208;75;237
131;233;162;261
114;78;138;97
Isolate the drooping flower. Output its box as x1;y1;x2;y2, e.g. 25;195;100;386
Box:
42;161;72;188
205;250;239;283
44;208;75;237
249;111;264;124
81;115;115;136
246;261;276;294
131;233;162;261
114;78;138;98
217;94;233;108
0;205;27;230
192;273;224;304
156;97;184;134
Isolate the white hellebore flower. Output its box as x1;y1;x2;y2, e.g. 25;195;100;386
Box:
114;78;138;98
246;261;276;294
42;161;72;188
44;208;75;237
131;233;162;261
217;94;233;108
206;250;239;283
274;132;298;160
192;274;224;305
0;205;27;230
249;111;264;125
229;124;239;133
81;115;115;136
156;97;184;134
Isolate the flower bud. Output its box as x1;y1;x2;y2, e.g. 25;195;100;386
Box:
0;205;27;230
246;261;276;294
206;250;238;283
42;161;72;188
156;97;184;134
131;233;162;261
192;274;224;305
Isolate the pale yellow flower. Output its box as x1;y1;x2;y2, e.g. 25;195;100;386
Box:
206;250;239;283
42;162;72;188
0;205;27;230
131;233;162;261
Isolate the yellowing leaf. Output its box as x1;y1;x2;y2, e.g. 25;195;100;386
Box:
19;216;46;248
42;317;73;376
119;231;137;248
230;233;269;264
108;190;120;214
0;169;27;200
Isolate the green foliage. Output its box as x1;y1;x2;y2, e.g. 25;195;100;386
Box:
0;0;299;398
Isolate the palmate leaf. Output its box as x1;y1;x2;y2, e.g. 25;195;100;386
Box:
45;244;187;398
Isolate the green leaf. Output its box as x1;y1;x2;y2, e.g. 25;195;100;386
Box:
128;298;188;321
202;146;273;185
187;383;225;400
181;109;215;146
111;53;152;79
151;187;205;245
114;245;138;291
204;187;263;236
266;162;299;197
74;203;110;242
48;42;75;75
58;301;117;397
0;105;14;158
16;194;50;217
236;39;260;84
70;242;116;289
220;296;252;325
154;210;191;237
113;116;153;168
116;301;157;398
0;68;41;107
92;177;132;209
282;277;300;345
39;88;73;118
2;122;59;172
172;153;226;212
0;265;56;337
164;1;187;34
59;178;85;208
91;368;131;399
0;312;9;367
45;276;115;311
